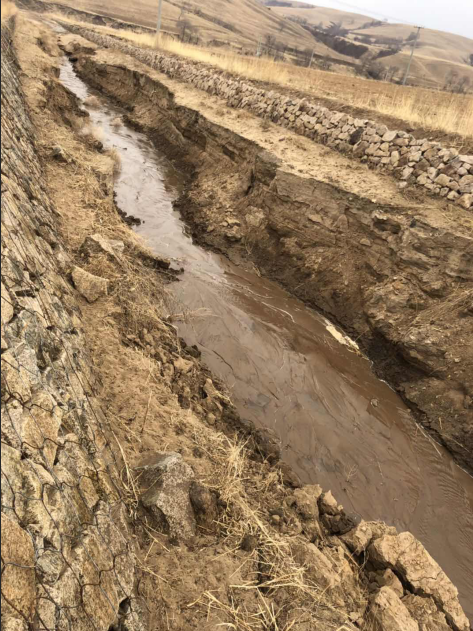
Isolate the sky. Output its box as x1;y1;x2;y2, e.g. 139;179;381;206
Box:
306;0;473;39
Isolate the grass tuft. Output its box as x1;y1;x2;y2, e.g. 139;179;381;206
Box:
83;94;101;108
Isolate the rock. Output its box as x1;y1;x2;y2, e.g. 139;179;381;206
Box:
52;145;68;162
360;238;371;246
1;282;14;324
458;193;472;209
1;514;36;625
278;461;302;488
80;233;124;259
458;174;473;193
383;130;397;142
226;217;241;227
36;549;65;585
370;586;419;631
203;378;221;399
341;520;373;554
458;154;473;165
377;568;403;597
173;356;194;374
290;541;340;590
134;451;196;540
2;390;63;466
322;510;360;535
403;594;451;631
368;532;469;631
1;282;14;349
1;344;39;403
369;521;398;540
318;490;341;515
434;174;451;187
71;266;108;303
372;211;402;234
240;534;258;552
189;481;218;530
292;485;322;520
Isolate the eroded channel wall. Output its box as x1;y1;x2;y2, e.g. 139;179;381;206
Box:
64;24;472;210
1;21;142;631
73;45;473;476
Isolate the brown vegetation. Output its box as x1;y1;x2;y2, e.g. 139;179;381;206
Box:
53;12;473;137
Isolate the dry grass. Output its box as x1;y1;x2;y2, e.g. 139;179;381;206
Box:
111;116;122;128
1;0;17;21
106;147;122;176
83;94;100;108
80;122;104;142
184;433;365;630
51;13;473;138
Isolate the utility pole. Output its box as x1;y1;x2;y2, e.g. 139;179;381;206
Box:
256;35;262;57
308;49;314;68
402;26;421;86
156;0;163;38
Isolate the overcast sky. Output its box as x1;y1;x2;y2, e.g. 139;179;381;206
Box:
307;0;473;39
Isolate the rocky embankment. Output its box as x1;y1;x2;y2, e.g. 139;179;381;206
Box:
61;22;473;209
1;16;471;631
1;20;141;631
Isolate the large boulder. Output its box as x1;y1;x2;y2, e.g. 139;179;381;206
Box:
370;586;419;631
71;266;108;303
368;532;469;631
134;452;196;540
80;233;124;260
404;594;451;631
341;520;373;554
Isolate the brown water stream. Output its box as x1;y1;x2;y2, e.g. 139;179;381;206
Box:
60;57;473;619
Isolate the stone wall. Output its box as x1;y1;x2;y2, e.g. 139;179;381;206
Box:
1;21;141;631
63;24;473;210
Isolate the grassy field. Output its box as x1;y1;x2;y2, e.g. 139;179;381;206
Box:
53;13;473;139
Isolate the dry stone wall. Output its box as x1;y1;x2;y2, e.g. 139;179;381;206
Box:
64;24;473;210
1;21;141;631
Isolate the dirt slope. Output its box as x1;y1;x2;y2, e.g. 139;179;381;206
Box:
39;0;352;60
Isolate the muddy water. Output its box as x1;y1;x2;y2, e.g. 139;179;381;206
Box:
60;58;473;618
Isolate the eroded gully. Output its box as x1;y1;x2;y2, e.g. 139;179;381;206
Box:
59;57;473;618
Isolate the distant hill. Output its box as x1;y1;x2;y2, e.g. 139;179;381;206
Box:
268;0;473;88
40;0;473;89
42;0;355;63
